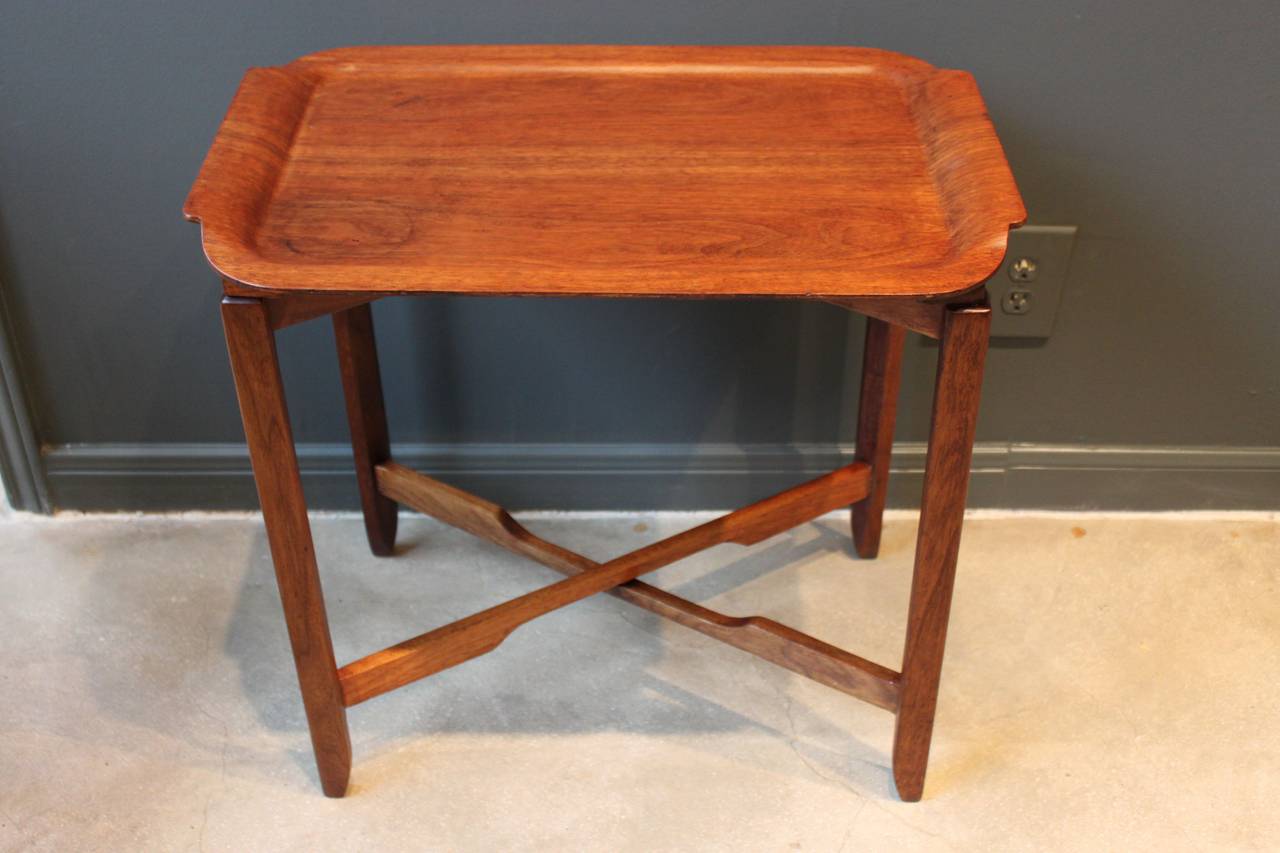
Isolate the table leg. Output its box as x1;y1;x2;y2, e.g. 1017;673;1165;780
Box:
333;303;398;556
850;317;906;558
222;296;352;797
891;297;990;801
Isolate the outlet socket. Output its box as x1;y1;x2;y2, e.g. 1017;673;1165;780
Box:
987;225;1077;338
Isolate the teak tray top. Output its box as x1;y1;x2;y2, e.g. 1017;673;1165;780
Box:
196;45;1023;801
185;46;1025;299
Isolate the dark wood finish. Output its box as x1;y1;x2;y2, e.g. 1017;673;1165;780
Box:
269;293;377;330
828;297;946;339
892;297;991;802
368;463;899;710
220;295;351;797
850;318;907;558
339;461;871;705
332;303;398;556
185;46;1025;299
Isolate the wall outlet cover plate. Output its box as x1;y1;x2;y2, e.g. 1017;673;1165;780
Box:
987;225;1077;339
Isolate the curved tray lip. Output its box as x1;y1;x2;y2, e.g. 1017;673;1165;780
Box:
290;43;941;76
185;45;1026;300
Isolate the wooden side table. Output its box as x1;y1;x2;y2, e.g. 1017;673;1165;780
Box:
185;46;1025;801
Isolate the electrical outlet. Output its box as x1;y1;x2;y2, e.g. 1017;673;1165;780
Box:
987;225;1077;338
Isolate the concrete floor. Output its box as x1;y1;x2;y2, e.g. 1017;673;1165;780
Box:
1;510;1277;851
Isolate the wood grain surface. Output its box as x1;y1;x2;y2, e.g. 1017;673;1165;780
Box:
367;462;900;711
332;303;398;556
197;46;1016;801
185;46;1025;298
892;297;991;801
221;296;352;797
269;294;376;330
337;460;871;705
828;297;946;339
850;317;907;558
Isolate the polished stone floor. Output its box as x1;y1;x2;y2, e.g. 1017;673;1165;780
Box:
1;510;1276;851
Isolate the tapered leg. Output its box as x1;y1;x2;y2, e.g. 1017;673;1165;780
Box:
222;296;352;797
892;297;990;802
850;317;906;558
333;303;398;556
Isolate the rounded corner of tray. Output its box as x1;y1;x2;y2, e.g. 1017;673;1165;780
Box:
283;47;352;74
936;225;1018;298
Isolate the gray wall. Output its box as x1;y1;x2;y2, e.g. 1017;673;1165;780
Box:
1;1;1277;510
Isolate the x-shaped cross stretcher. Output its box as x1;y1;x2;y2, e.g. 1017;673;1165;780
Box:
339;461;899;710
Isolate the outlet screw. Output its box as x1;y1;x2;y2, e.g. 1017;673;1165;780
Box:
1009;257;1038;282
